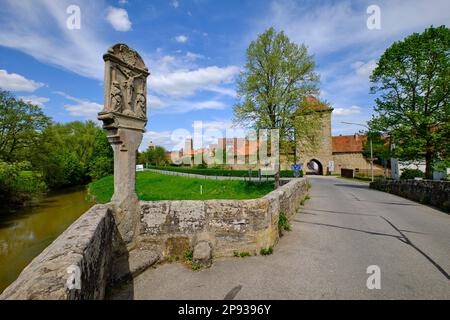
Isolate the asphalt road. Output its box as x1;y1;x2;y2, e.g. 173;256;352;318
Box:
116;176;450;299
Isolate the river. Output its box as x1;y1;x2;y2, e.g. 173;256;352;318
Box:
0;187;95;293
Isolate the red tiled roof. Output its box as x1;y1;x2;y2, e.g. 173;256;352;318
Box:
332;134;367;153
300;95;332;112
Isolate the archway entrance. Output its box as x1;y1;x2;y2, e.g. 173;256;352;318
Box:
306;159;323;175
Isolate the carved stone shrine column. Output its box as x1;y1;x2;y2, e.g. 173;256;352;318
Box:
98;44;149;247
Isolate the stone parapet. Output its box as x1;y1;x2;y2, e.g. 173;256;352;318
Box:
0;205;115;300
370;179;450;212
138;178;309;258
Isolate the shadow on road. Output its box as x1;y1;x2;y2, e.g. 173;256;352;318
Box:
333;183;369;189
294;216;449;281
368;201;420;206
293;219;401;239
301;208;378;217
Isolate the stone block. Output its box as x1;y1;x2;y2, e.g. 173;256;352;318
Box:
164;236;190;258
192;241;212;268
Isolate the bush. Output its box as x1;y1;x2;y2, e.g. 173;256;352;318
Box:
233;251;251;257
15;171;47;194
183;249;193;262
300;194;310;206
0;161;22;194
0;161;46;207
278;212;291;233
43;151;84;188
88;156;113;181
400;168;425;180
260;247;273;255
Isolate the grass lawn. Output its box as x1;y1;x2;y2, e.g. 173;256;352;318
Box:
89;171;274;203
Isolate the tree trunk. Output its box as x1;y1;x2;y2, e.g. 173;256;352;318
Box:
425;151;433;180
274;169;280;189
425;137;434;180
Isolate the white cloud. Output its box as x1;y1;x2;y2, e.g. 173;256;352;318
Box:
171;0;179;8
262;0;450;56
0;0;107;80
141;50;237;114
185;52;204;61
352;60;377;77
65;100;102;118
141;130;177;151
190;100;225;110
331;106;372;135
161;55;176;64
207;86;236;97
201;120;234;131
149;98;227;114
150;66;239;97
0;69;44;92
333;105;361;116
175;35;189;43
119;0;128;4
55;91;102;119
106;7;132;31
147;94;166;109
256;0;450;116
19;95;49;107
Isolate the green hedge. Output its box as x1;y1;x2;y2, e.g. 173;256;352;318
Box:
400;168;425;180
148;165;301;178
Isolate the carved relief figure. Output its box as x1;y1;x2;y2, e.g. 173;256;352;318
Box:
117;65;143;115
135;92;147;119
110;81;123;113
101;43;149;120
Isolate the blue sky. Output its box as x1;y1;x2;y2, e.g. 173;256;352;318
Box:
0;0;449;151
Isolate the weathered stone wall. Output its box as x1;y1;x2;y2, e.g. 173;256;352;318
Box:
370;180;450;212
0;205;115;300
138;178;309;258
332;152;370;172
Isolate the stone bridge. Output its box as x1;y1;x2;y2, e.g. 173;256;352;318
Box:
0;44;309;300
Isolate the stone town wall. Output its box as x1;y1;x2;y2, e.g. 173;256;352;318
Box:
138;178;309;258
0;205;115;300
370;179;450;212
332;152;371;172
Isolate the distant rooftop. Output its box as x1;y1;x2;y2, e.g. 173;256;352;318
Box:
297;95;333;113
332;134;367;153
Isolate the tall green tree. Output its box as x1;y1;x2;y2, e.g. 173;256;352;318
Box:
153;146;167;166
35;121;104;187
88;129;113;181
369;26;450;179
141;145;167;166
0;90;51;162
234;27;319;187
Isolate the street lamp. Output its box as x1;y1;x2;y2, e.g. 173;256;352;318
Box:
341;122;374;182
